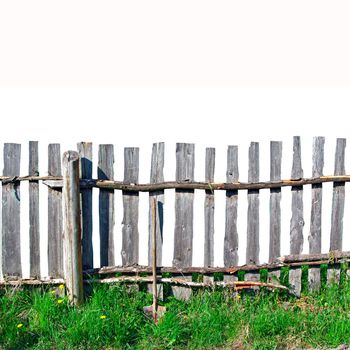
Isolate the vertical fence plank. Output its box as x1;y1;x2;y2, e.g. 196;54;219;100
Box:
98;144;115;267
29;141;40;278
48;144;63;277
289;136;304;296
78;142;93;270
204;147;215;267
246;142;260;282
268;141;282;282
173;143;195;299
148;143;164;266
148;143;164;297
308;136;325;291
122;148;139;265
204;147;215;284
328;138;346;284
62;151;83;305
2;143;21;277
224;146;239;282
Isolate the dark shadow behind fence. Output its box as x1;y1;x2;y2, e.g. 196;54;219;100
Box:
1;137;350;303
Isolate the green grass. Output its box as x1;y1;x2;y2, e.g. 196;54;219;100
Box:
1;280;350;349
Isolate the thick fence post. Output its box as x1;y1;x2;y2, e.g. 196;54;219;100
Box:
63;151;84;306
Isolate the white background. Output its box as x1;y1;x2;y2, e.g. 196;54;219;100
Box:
0;1;350;278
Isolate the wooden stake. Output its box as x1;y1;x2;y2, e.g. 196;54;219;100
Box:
62;151;84;306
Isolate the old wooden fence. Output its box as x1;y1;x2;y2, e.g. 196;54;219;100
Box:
1;138;350;303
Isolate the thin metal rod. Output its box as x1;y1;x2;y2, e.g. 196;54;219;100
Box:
152;197;158;323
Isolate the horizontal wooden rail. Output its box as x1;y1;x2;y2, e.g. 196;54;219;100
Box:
0;176;62;183
278;250;350;263
83;252;350;276
1;175;350;191
43;175;350;191
2;252;349;287
0;277;288;293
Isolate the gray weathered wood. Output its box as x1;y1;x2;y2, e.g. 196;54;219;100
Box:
98;144;115;267
290;136;304;253
223;146;239;283
48;144;63;277
2;143;21;277
309;136;325;291
268;141;282;282
173;143;195;268
246;142;260;282
148;143;164;266
148;143;164;298
204;148;215;284
62;151;84;305
224;146;239;267
330;138;346;250
29;141;40;277
289;136;304;296
204;147;215;267
78;142;93;270
269;141;282;261
328;138;346;284
122;147;139;265
173;143;195;299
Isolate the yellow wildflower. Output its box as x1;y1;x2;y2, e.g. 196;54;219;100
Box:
51;290;56;294
59;284;65;290
57;299;64;304
100;315;107;319
17;324;23;328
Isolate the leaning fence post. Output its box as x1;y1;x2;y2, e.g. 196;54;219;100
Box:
63;151;84;306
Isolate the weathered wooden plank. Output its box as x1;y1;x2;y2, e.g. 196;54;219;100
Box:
98;144;115;267
62;151;84;305
204;148;215;284
2;143;21;277
269;141;282;261
77;142;93;270
173;143;195;299
328;138;346;284
204;147;215;267
289;136;304;296
329;138;346;250
224;146;239;266
308;136;325;291
246;142;260;282
148;142;164;266
48;144;63;277
290;137;304;253
268;141;282;282
223;146;239;283
173;143;195;268
148;143;164;298
122;147;139;265
29;141;40;278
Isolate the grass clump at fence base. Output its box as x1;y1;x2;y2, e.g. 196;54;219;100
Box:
1;282;350;350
